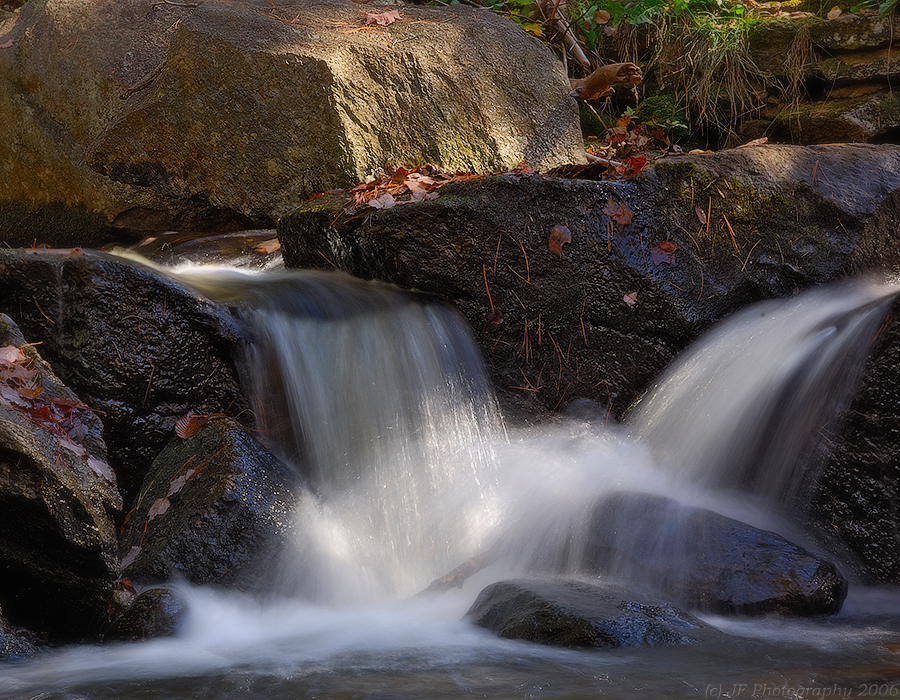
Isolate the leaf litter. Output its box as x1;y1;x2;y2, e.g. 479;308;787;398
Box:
0;343;115;484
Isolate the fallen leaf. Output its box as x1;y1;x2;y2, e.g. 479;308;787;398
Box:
175;411;210;439
88;456;117;483
0;345;25;365
738;137;768;148
549;224;572;256
368;193;396;210
827;6;841;18
595;9;611;24
58;436;88;458
484;309;504;330
621;155;647;178
147;497;171;521
167;466;200;497
253;239;281;254
694;204;708;225
651;240;679;265
363;9;401;25
121;546;142;569
0;39;13;50
602;198;634;226
623;291;638;306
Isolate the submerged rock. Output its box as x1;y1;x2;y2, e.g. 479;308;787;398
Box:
0;0;582;244
584;492;848;616
119;418;297;591
466;579;718;648
105;587;187;642
0;249;250;504
0;314;121;640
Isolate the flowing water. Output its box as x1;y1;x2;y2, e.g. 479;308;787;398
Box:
2;235;900;699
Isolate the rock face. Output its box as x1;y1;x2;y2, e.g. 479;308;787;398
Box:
584;492;848;616
119;419;297;591
0;0;583;246
0;249;250;504
279;144;900;420
0;314;121;640
105;587;187;642
466;579;718;648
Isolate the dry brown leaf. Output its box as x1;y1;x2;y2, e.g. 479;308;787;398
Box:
121;546;142;569
694;204;708;225
595;9;611;24
363;9;400;25
175;411;210;440
827;6;841;18
0;345;25;365
548;225;572;256
88;457;117;483
0;39;13;50
147;497;171;521
368;193;397;210
651;240;679;265
623;291;638;306
602;198;634;226
253;239;281;254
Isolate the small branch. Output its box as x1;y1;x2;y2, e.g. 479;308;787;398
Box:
585;152;623;168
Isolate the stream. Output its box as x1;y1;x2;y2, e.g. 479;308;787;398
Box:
2;232;900;699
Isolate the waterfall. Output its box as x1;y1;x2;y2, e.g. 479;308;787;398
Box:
628;278;899;508
169;266;508;602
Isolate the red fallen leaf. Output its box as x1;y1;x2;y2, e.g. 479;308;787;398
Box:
549;224;572;256
651;240;679;265
602;198;634;226
363;9;400;25
622;155;647;178
147;497;171;521
121;546;142;569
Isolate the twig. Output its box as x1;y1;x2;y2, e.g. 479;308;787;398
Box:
585;152;624;168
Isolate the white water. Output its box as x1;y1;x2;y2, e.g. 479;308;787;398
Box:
3;245;900;699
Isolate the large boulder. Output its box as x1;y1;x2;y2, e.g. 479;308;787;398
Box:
0;314;121;640
0;0;583;246
583;492;848;616
119;418;298;591
278;144;900;420
0;249;250;504
466;579;720;648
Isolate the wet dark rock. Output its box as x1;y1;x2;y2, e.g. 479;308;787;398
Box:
0;314;122;640
466;579;719;648
278;144;900;421
105;587;187;642
0;614;42;661
807;304;900;584
0;249;250;504
584;492;848;616
120;418;297;590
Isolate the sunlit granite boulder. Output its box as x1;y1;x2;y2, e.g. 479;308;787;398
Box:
584;492;848;616
0;314;121;640
466;579;722;648
0;0;583;246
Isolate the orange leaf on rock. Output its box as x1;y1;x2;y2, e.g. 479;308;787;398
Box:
651;240;679;265
602;198;634;226
548;224;572;256
622;155;647;178
175;411;210;440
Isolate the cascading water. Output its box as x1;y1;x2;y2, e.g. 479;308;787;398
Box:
3;240;900;700
629;279;899;508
